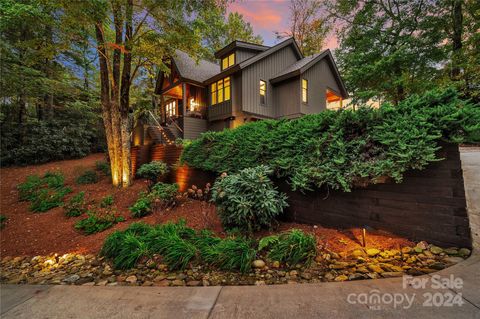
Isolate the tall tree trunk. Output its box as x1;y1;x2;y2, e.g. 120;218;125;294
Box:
451;0;463;79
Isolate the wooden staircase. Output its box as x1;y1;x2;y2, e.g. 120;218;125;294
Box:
147;125;176;144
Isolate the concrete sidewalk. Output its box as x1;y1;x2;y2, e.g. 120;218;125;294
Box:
1;254;479;319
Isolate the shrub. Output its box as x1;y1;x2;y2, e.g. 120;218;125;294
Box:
211;165;288;232
18;175;43;201
182;88;480;192
100;195;114;208
0;215;7;229
200;235;256;273
259;229;316;265
129;193;152;218
136;161;168;185
101;220;257;272
64;191;87;217
76;170;98;185
150;182;179;208
95;160;111;176
30;187;72;212
75;210;124;235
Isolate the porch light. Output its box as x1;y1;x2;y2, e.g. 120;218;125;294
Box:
189;98;198;112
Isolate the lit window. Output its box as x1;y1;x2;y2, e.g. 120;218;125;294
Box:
165;100;176;117
211;77;231;105
260;80;266;105
221;53;235;70
302;79;308;103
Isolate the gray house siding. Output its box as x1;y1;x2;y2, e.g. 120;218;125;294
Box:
241;46;299;118
302;59;343;114
235;49;257;64
274;76;301;119
208;100;232;121
182;117;208;140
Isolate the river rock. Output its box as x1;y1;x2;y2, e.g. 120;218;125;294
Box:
63;274;80;284
252;260;266;268
366;248;380;257
429;246;443;255
381;272;403;278
125;275;137;284
429;262;446;270
368;264;384;273
334;275;348;281
458;248;471;257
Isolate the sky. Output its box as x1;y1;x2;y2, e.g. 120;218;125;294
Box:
227;0;338;49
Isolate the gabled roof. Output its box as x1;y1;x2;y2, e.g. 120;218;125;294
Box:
214;40;269;59
270;49;348;98
173;50;220;84
205;38;303;84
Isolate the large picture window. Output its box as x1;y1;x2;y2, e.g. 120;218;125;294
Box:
211;77;231;105
259;80;266;105
222;53;235;70
302;79;308;103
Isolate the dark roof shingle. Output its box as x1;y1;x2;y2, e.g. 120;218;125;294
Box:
173;50;220;83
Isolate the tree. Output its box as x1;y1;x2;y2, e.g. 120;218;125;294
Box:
60;0;226;187
328;0;445;104
198;8;263;61
276;0;331;56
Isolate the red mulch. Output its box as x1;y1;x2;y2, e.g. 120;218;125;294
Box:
0;154;413;257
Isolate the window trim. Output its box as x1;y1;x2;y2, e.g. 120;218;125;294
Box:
259;79;267;105
211;77;231;105
302;79;308;104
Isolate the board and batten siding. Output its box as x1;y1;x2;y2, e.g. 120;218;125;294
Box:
182;117;208;140
301;59;343;115
241;46;299;118
235;49;258;64
273;76;301;119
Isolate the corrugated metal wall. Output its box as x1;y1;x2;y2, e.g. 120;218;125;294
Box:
302;59;343;114
241;46;299;118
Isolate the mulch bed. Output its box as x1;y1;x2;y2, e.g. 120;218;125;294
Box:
1;154;413;258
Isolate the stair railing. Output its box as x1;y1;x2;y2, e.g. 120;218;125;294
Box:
148;110;172;144
166;114;184;134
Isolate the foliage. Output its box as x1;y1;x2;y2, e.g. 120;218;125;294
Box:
328;0;480;104
199;235;256;273
150;183;179;207
101;220;257;272
64;191;87;217
136;161;168;185
129;193;153;218
210;166;288;232
183;89;480;192
95;160;111;176
74;210;124;235
276;0;330;55
0;215;7;229
17;171;71;212
259;229;317;265
75;170;98;185
100;195;114;208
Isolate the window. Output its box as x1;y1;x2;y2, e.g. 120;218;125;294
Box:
165;100;176;117
221;53;235;70
211;77;231;105
302;79;308;103
259;80;266;105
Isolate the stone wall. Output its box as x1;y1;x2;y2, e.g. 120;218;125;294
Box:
279;143;472;248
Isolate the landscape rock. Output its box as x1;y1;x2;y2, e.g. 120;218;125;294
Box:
252;260;266;268
125;275;137;284
366;248;380;257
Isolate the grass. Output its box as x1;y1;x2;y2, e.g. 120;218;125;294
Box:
260;229;317;265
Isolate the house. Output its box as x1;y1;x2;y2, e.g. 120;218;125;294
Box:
132;37;348;146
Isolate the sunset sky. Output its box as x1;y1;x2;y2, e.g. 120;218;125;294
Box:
227;0;338;49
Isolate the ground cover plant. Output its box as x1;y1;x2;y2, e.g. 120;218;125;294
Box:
259;229;317;266
75;170;98;185
211;166;288;232
0;215;7;229
100;195;114;208
64;192;87;217
101;220;288;272
75;210;124;235
17;172;72;212
182;89;480;192
130;183;179;218
95;160;111;176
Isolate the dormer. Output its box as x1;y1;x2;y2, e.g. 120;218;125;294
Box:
214;40;269;71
